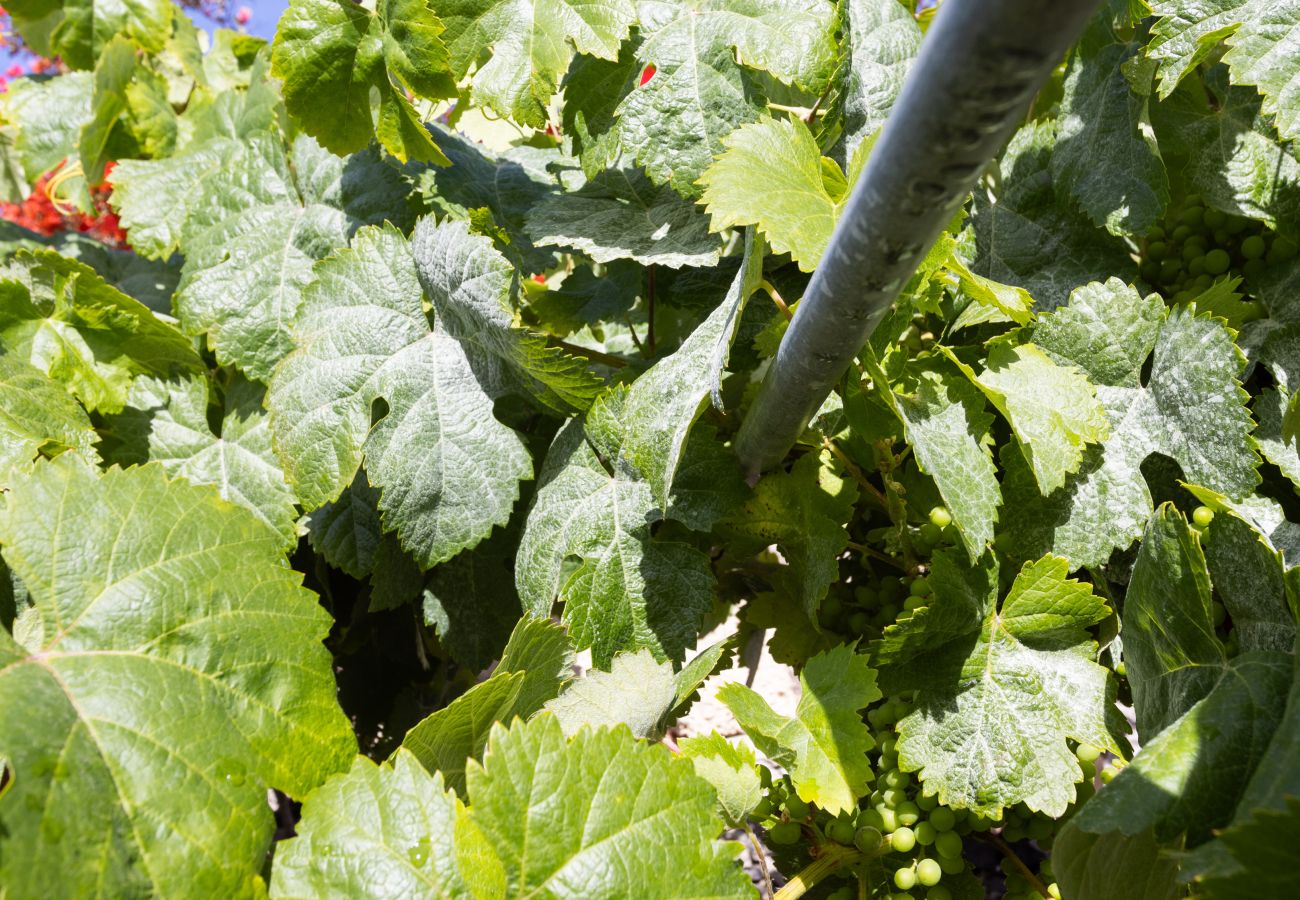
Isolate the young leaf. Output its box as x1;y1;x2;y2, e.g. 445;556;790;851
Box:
272;0;456;163
5;73;93;185
719;644;878;816
269;224;533;569
4;0;172;70
679;733;763;827
0;457;355;897
874;553;1122;817
544;648;677;738
0;355;99;488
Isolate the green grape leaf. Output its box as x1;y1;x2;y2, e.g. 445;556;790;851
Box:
525;166;723;268
875;358;1001;560
272;0;455;163
1187;797;1300;899
1146;0;1252;98
999;279;1259;568
562;38;642;178
718;644;878;816
0;457;355;897
0;250;203;414
269;224;533;569
968;120;1137;310
401;617;573;793
544;648;677;738
5;72;93;184
79;34;137;184
1053;823;1183;900
5;0;172;70
437;0;637;128
700;116;855;272
830;0;922;165
679;732;763;827
615;0;837;198
718;450;858;620
944;342;1109;495
0;355;99;488
1151;75;1300;232
100;374;299;550
878;554;1121;817
1053;18;1169;235
412;219;604;415
269;750;477;899
1198;498;1297;654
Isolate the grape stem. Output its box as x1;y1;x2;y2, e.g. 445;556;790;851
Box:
974;831;1051;898
773;844;863;899
822;438;888;509
742;822;776;898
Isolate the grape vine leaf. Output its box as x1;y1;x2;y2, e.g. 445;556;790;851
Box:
515;254;758;664
280;715;749;897
269;750;478;899
875;553;1122;817
998;279;1259;569
0;250;203;414
1147;0;1300;141
79;34;138;184
5;72;93;185
829;0;922;166
525;166;723;268
544;648;677;738
1052;16;1169;236
719;644;878;816
269;223;533;570
0;457;355;897
4;0;172;71
679;732;763;827
968;120;1137;310
561;37;641;178
436;0;637;128
1187;798;1300;899
401;616;573;792
0;355;99;488
717;450;859;620
943;342;1109;495
1053;824;1183;900
612;0;838;198
272;0;455;163
700;116;866;272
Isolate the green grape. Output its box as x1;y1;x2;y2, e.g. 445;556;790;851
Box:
1147;225;1166;240
827;819;857;845
929;807;956;831
903;595;926;613
909;577;932;597
752;797;773;819
1026;817;1053;841
934;830;962;859
879;736;898;757
1269;235;1297;262
860;808;886;831
883;787;908;807
1213;228;1231;245
897;801;921;826
1172;224;1193;241
916;793;938;811
918;523;942;545
895;867;918;890
914;821;937;845
892;826;917;852
883;768;910;790
1158;259;1182;283
855;825;885;853
1203;209;1227;229
1140;261;1162;283
917;859;943;887
768;821;801;844
891;894;916;900
929;506;952;528
1075;742;1101;764
1193;506;1215;527
939;854;965;875
1241;235;1266;259
1146;240;1168;260
927;887;954;900
1179;207;1204;227
819;592;843;624
1181;242;1203;263
1212;600;1227;627
1187;256;1206;276
1048;884;1062;900
878;807;899;832
848;611;870;633
786;796;811;819
1204;249;1231;274
1100;763;1121;784
826;887;854;900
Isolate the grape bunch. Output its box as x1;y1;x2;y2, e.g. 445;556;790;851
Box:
1137;195;1296;308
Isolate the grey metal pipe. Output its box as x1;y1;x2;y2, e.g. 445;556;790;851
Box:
734;0;1107;479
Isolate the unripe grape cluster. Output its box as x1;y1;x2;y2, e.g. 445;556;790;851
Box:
1138;195;1296;309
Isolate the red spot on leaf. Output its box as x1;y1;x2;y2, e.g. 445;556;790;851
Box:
640;63;656;86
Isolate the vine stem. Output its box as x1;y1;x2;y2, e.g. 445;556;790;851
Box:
734;0;1107;479
823;438;888;509
742;823;775;899
975;832;1052;898
774;844;863;900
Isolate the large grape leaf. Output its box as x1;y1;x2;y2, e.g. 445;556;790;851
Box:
525;166;722;268
561;38;642;177
100;374;299;550
0;457;355;897
968;121;1137;310
1147;0;1300;141
829;0;921;166
4;0;172;70
613;0;837;197
1187;798;1300;899
515;251;758;664
436;0;637;127
272;0;455;163
998;279;1259;569
276;715;750;898
4;72;93;184
268;224;532;570
873;553;1122;817
719;644;878;815
0;250;203;414
1150;74;1300;233
1053;824;1183;900
717;450;858;620
1052;16;1169;236
0;355;99;488
543;649;678;739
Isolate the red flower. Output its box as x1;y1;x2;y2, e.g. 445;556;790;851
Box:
235;6;252;24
